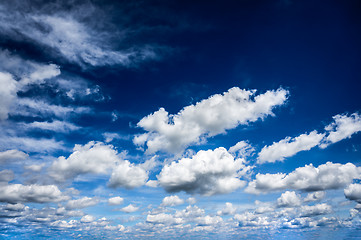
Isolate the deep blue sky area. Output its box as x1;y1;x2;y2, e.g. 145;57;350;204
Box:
0;0;361;239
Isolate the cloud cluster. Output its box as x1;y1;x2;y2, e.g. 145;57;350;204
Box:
0;184;69;204
158;147;251;196
134;87;288;153
344;184;361;203
246;162;361;194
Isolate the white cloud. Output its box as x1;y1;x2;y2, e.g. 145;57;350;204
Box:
300;203;332;217
120;204;139;213
49;141;118;182
257;131;325;164
187;197;197;205
0;149;28;163
304;191;325;202
81;214;95;223
234;212;270;227
25;120;80;132
0;184;69;203
108;160;149;189
0;72;17;120
24;164;45;172
320;113;361;148
196;215;223;226
135;87;288;153
146;213;183;225
108;196;124;206
0;136;65;153
344;184;361;203
229;141;255;158
161;195;184;207
245;162;361;194
276;191;301;207
217;202;236;216
65;197;99;210
158;147;250;196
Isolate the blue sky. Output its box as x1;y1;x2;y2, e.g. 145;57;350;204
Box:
0;0;361;239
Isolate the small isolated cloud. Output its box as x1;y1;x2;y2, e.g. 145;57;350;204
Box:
344;184;361;203
0;184;69;204
161;195;184;207
65;197;98;210
158;147;251;196
276;191;301;207
245;162;361;194
257;131;325;164
81;214;95;223
108;196;124;206
229;141;255;158
304;191;325;202
25;120;80;133
320;113;361;148
120;204;139;213
300;203;332;217
217;202;236;216
134;87;288;154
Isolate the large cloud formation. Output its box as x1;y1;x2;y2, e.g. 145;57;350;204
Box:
246;162;361;194
158;147;251;196
134;87;288;153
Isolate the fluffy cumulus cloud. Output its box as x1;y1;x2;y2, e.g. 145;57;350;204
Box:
217;202;236;216
134;87;288;153
120;204;139;213
158;147;251;196
304;191;325;202
49;141;119;182
49;141;149;189
246;162;361;194
0;184;68;203
320;113;361;148
161;195;185;207
300;203;332;217
344;184;361;203
277;191;302;207
257;131;325;164
228;141;255;158
146;213;183;225
108;196;124;206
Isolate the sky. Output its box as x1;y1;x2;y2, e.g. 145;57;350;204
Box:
0;0;361;239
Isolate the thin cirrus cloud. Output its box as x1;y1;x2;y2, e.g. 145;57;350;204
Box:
134;87;288;154
0;2;159;68
158;147;251;196
245;162;361;194
257;113;361;164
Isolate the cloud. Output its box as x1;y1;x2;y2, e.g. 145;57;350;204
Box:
0;72;17;120
0;170;14;183
25;120;80;132
300;203;332;217
120;204;139;213
81;214;95;223
108;160;149;189
49;141;119;182
134;87;288;154
276;191;302;207
158;147;250;196
229;141;255;158
320;113;361;148
257;131;325;164
161;195;184;207
0;184;68;203
245;162;361;194
65;197;99;210
0;149;28;163
108;196;124;206
0;136;65;153
304;191;325;202
0;2;159;68
234;212;271;227
217;202;236;216
344;184;361;203
146;213;183;225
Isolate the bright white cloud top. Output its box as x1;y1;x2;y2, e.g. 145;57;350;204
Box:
134;87;288;154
